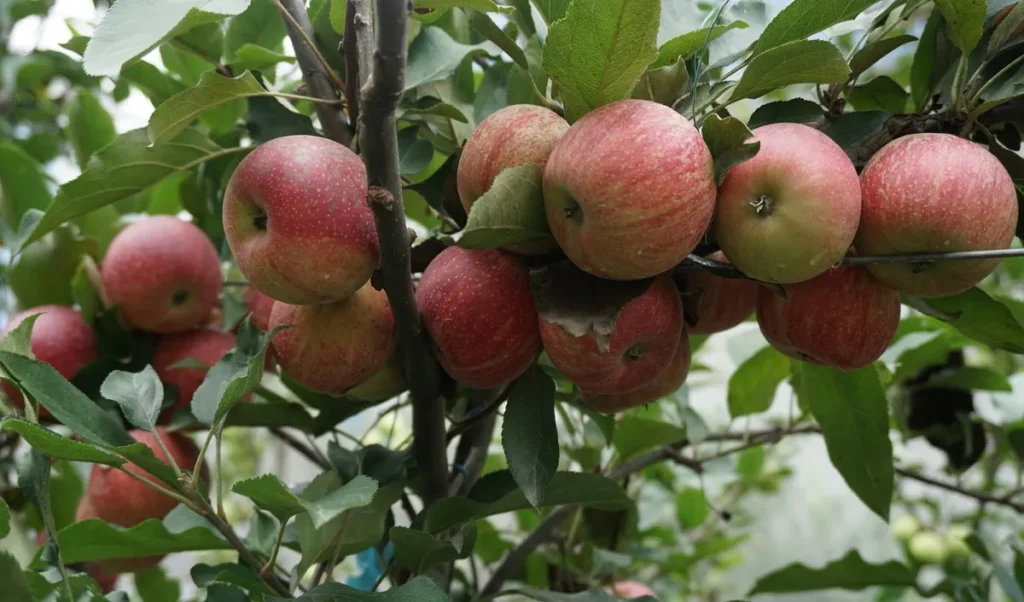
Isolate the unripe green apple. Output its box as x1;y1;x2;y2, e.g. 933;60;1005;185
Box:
151;329;237;420
583;332;690;413
347;352;407;402
223;135;379;305
543;99;716;280
857;133;1017;297
909;531;949;564
715;123;861;284
945;533;971;559
6;225;89;309
890;515;921;542
101;216;222;333
683;251;758;335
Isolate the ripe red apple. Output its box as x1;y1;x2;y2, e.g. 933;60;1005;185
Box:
856;133;1018;297
683;251;758;335
540;274;683;394
715;122;861;284
457;104;569;214
543;99;716;281
0;305;96;412
244;286;275;331
756;265;900;370
151;329;237;419
269;282;395;395
417;247;541;388
223;135;378;305
86;428;206;527
583;332;690;413
611;581;658;599
101;216;222;333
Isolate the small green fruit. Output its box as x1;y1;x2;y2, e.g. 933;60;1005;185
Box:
890;515;921;542
909;531;949;564
945;534;971;559
947;523;971;542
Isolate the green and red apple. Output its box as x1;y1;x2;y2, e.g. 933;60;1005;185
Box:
683;251;758;335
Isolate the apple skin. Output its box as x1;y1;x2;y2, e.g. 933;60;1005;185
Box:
417;247;541;388
347;352;407;402
101;216;222;333
684;251;758;335
756;265;900;370
611;581;658;599
715;123;861;284
151;329;237;419
583;332;690;413
269;282;395;395
1;305;96;412
856;133;1018;297
223;135;378;305
540;274;683;395
543;99;716;281
244;286;275;331
457;105;569;213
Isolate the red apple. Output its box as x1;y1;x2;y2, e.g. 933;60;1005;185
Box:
151;329;236;419
269;282;395;395
856;133;1018;297
715;122;861;284
611;581;658;599
101;216;222;333
0;305;96;412
543;99;716;280
417;247;541;388
583;332;690;413
223;135;378;305
244;286;275;331
86;428;206;527
683;251;758;335
756;265;900;370
540;274;683;394
457;105;569;214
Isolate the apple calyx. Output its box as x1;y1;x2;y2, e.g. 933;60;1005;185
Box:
750;193;776;216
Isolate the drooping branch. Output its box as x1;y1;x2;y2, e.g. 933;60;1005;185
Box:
276;0;351;145
359;0;449;503
895;467;1024;513
345;0;374;139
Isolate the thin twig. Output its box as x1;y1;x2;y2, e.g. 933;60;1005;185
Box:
895;467;1024;513
360;0;448;503
446;387;509;441
344;0;374;140
272;428;331;470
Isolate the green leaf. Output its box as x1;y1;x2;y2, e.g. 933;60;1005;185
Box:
911;8;955;110
676;487;709;529
398;96;471;123
0;418;125;466
749;550;916;595
0;313;38;359
728;346;790;418
469;9;530;74
0;498;9;540
701;113;760;184
191;324;280;426
231;475;308;522
990;1;1024;54
390;524;475;575
794;364;893;521
448;163;554;251
631;57;690;106
0;352;134;448
405;27;499;91
654;22;749;68
233;44;296;72
531;0;570;24
304;474;378;529
270;577;450;602
232;473;377;528
246;96;317;144
100;366;165;431
934;0;987;54
19;128;231;250
398;128;435;175
736;446;766;483
920;366;1012;392
543;0;660;122
511;588;641;602
611;416;686;461
416;0;512;12
224;0;286;63
121;61;189;107
845;76;909;114
67;88;117;169
224;400;317;432
503;365;558;509
731;40;851;101
135;566;182;602
57;509;231;564
822;110;889;155
0;141;52;233
0;553;29;602
849;34;918;78
148;71;265;145
754;0;881;54
425;471;632;533
907;288;1024;353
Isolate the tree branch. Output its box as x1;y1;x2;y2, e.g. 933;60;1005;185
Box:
359;0;449;503
276;0;351;145
895;467;1024;513
271;428;330;470
345;0;374;141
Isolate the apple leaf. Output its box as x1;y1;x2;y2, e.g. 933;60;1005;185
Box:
0;553;29;601
631;57;690;107
233;44;296;72
0;141;52;232
934;0;987;55
397;127;435;175
676;487;709;529
222;400;317;432
910;9;956;110
728;345;791;418
224;0;286;63
390;524;476;575
530;261;653;353
148;71;265;145
923;366;1013;392
731;40;850;101
822;110;889;159
469;10;530;74
135;567;183;602
231;474;309;522
653;21;749;68
100;365;166;431
405;27;499;92
749;551;916;595
18;128;236;251
191;323;282;426
268;577;450;602
611;416;686;461
502;366;558;509
233;473;377;528
67;88;117;169
415;0;512;12
530;0;570;25
845;76;909;114
849;34;918;78
0;418;125;466
701;114;760;184
304;474;378;529
543;0;661;122
753;0;881;55
793;363;894;521
0;313;39;360
447;163;554;253
122;60;190;107
990;1;1024;54
398;96;470;123
905;288;1024;353
506;587;653;601
425;470;633;533
747;98;825;129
